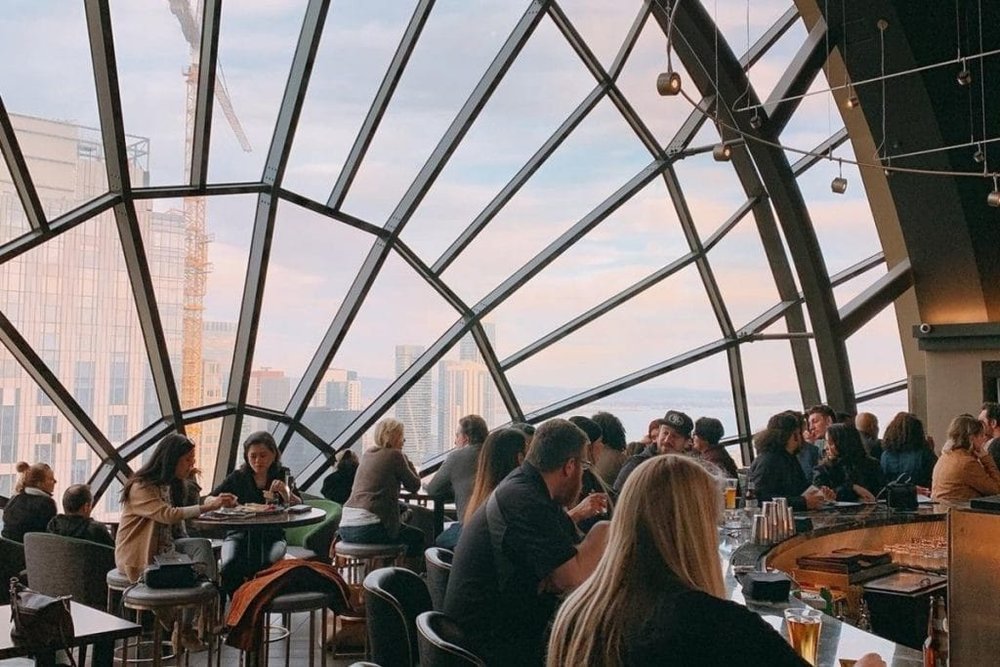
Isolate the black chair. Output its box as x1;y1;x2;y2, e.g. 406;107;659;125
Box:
24;532;116;609
0;536;26;604
416;611;486;667
424;547;453;611
363;567;432;667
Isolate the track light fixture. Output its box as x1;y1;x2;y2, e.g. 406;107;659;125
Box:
749;111;762;130
957;61;972;86
656;71;681;96
989;176;1000;208
974;145;986;163
831;159;847;194
845;87;860;109
712;142;733;162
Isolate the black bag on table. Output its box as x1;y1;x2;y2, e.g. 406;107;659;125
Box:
885;480;918;511
8;576;75;648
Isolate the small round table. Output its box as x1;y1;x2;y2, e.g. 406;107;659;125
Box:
191;507;326;564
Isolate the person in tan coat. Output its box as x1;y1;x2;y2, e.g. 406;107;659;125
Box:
931;414;1000;502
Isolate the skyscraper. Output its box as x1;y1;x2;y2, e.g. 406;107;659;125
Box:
0;114;182;503
310;367;362;411
438;359;490;455
394;345;432;461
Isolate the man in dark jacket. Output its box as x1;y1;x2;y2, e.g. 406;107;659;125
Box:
613;410;693;495
47;484;114;547
749;411;830;512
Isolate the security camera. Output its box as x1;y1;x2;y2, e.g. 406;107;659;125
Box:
919;323;933;334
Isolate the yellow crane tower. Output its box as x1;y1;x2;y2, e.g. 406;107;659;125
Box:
168;0;252;438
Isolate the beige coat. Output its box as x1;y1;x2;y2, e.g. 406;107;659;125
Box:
931;447;1000;503
114;481;201;582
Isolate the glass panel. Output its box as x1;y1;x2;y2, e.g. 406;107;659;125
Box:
193;416;225;491
0;3;102;210
283;1;416;203
110;2;189;187
401;16;596;262
209;1;305;183
745;12;807;103
847;307;906;393
280;431;331;495
390;366;437;464
93;479;124;523
615;14;697;149
504;263;723;394
443;97;653;304
833;264;887;309
540;352;735;454
0;344;89;502
672;142;754;245
0;212;160;437
738;338;803;431
800;155;881;277
715;0;793;52
341;1;526;224
138;194;256;412
254;199;374;393
781;78;837;164
0;156;28;245
487;176;687;359
707;211;782;330
555;0;642;70
317;252;460;459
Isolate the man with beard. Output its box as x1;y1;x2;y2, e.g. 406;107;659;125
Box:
749;411;831;511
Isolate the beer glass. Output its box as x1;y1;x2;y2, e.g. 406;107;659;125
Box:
784;607;822;665
724;478;738;510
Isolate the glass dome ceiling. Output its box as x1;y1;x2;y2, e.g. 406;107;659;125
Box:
0;0;906;506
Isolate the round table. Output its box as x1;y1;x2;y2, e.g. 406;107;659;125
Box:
191;507;327;565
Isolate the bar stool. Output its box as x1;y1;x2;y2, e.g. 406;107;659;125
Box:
330;541;406;657
121;581;219;667
255;590;332;667
106;568;133;616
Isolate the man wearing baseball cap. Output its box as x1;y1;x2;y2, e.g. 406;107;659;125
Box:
612;410;693;495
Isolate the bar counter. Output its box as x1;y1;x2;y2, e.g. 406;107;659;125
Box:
723;503;950;666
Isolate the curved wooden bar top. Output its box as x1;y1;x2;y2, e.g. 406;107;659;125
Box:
725;504;949;666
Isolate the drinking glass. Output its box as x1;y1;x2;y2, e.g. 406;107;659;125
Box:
724;478;738;510
784;607;822;665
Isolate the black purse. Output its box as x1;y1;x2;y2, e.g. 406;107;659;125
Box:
9;577;76;654
885;479;918;511
142;553;199;589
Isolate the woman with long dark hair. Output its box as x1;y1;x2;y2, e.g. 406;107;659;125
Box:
115;434;235;650
812;424;884;502
880;412;936;488
211;431;300;596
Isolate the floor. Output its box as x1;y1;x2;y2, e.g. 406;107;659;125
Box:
1;611;364;666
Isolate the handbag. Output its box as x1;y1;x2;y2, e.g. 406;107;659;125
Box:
8;577;75;652
885;480;918;511
142;553;199;589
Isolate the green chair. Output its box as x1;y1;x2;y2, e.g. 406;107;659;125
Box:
285;499;342;562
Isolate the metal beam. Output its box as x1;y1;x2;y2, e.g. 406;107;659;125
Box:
132;182;269;199
791;128;849;176
278;187;387;238
0;95;46;231
191;0;222;186
856;379;907;404
762;17;829;135
657;0;854;411
218;0;330;479
0;192;119;265
471;320;524;423
839;259;913;337
327;0;434;210
87;0;184;426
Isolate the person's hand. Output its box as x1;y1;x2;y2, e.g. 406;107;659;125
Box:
204;494;236;511
819;485;836;501
568;493;608;522
854;652;887;667
803;487;827;510
853;485;876;503
916;485;931;497
269;479;289;501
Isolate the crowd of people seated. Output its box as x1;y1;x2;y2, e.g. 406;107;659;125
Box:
9;397;1000;665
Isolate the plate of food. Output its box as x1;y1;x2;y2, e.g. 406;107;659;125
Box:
240;502;281;513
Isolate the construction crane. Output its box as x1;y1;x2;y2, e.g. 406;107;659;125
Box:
168;0;252;438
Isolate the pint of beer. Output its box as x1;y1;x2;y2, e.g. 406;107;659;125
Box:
724;478;738;510
784;607;822;665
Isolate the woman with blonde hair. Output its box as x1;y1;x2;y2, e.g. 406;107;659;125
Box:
1;461;57;542
931;414;1000;502
547;455;886;666
339;417;424;557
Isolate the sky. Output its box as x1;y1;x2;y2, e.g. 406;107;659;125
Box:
0;0;908;433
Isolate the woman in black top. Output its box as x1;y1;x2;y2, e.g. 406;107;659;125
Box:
211;431;300;596
1;461;57;542
547;455;886;667
813;424;885;502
